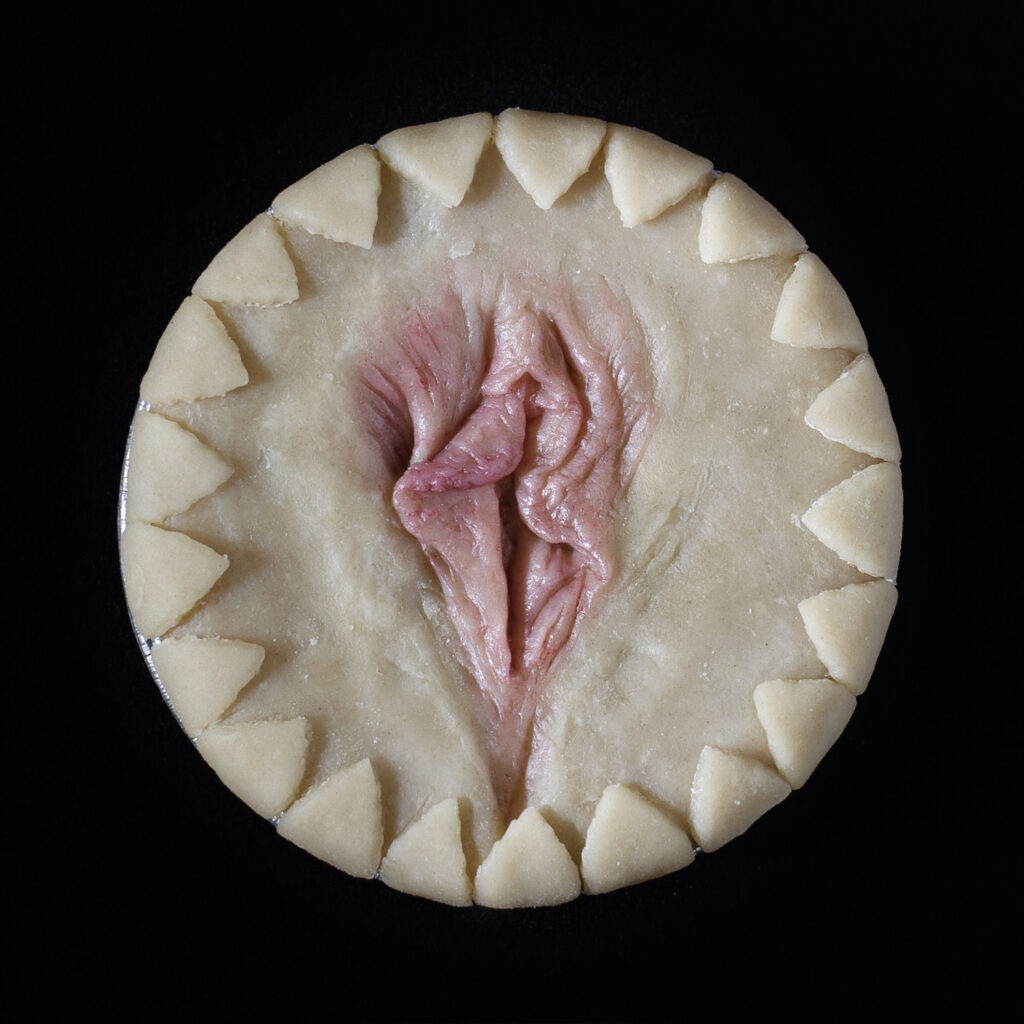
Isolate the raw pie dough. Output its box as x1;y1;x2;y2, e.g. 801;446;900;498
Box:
120;110;901;908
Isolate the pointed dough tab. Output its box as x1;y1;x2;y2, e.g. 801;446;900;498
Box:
277;758;383;878
150;636;264;736
272;144;381;248
473;807;581;908
196;717;309;819
125;411;233;524
604;124;713;227
754;678;857;788
193;214;298;306
140;296;249;406
802;462;902;580
689;746;791;853
377;112;492;209
380;798;472;906
805;354;900;461
799;580;898;695
771;252;868;352
698;173;806;263
121;523;229;638
581;784;694;895
494;108;606;210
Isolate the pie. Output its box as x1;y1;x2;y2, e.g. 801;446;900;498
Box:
119;109;902;907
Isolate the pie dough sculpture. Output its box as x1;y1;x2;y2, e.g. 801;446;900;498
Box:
119;109;902;907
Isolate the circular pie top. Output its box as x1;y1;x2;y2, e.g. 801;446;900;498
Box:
119;109;901;907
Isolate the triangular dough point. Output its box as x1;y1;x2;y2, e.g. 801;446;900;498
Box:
140;296;249;406
604;124;713;227
698;173;806;263
125;411;233;524
802;462;903;580
473;806;581;908
581;784;694;895
150;636;265;737
379;798;472;906
753;679;857;788
689;746;791;853
277;758;383;878
799;580;898;695
121;523;229;638
272;144;381;249
494;109;606;210
805;354;901;462
193;214;299;307
196;718;310;819
771;252;868;352
377;113;492;209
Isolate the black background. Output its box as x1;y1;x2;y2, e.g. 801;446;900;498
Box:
13;12;1012;1020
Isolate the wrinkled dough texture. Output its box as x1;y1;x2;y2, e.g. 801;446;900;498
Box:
362;273;652;814
161;148;871;862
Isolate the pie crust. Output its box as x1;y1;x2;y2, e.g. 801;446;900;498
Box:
119;109;901;908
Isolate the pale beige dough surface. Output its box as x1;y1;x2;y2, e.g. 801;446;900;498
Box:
121;110;901;907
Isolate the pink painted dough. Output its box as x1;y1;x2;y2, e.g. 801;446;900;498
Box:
361;278;651;814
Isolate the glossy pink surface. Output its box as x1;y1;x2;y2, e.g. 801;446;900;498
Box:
362;278;651;811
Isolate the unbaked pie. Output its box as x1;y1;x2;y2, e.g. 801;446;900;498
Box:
120;110;901;907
